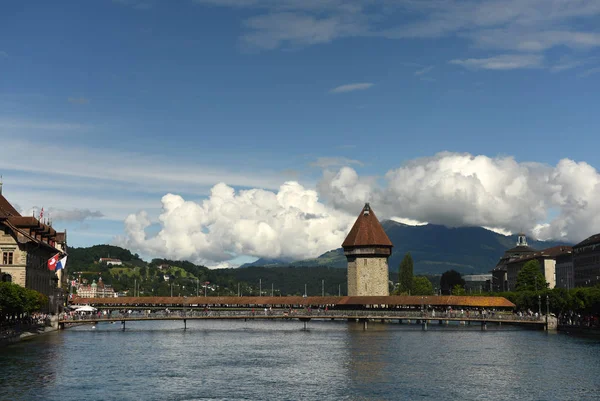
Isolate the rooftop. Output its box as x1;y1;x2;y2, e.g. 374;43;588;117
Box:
0;194;21;218
574;233;600;249
72;295;515;308
342;203;393;248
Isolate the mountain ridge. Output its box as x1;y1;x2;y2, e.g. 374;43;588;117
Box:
241;221;570;274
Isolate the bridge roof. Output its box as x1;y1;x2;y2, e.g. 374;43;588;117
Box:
73;295;515;308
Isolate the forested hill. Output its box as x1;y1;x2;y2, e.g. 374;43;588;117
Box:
242;222;570;275
65;245;346;296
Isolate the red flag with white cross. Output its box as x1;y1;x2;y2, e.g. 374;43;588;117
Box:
47;253;60;271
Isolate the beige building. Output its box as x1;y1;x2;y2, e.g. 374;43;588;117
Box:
342;203;393;296
0;184;67;312
505;245;572;290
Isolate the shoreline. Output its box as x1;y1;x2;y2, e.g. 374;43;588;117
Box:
0;315;60;347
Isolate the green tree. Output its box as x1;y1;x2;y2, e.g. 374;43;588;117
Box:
412;276;434;295
440;270;465;295
398;252;414;294
0;282;46;317
451;284;467;296
516;260;547;292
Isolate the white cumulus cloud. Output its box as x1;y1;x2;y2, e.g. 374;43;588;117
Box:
117;182;354;266
319;152;600;244
119;152;600;266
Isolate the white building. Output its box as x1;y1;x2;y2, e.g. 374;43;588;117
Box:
99;257;123;266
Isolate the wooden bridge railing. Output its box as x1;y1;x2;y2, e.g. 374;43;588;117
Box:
59;309;544;323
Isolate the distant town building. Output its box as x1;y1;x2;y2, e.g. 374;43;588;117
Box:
505;245;572;290
463;274;493;293
99;257;123;266
573;234;600;287
491;233;536;291
77;277;116;298
555;250;574;289
157;263;169;270
342;203;393;296
0;182;66;311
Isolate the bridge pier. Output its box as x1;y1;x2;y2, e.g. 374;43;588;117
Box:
398;319;403;324
299;317;311;331
184;319;187;331
121;321;126;331
422;320;428;331
481;321;487;331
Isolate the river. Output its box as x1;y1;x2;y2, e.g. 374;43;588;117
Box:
1;320;599;401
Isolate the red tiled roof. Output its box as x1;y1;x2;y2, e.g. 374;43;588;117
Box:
0;194;21;218
342;203;393;248
72;295;515;308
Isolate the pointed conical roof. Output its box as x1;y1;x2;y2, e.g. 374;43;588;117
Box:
342;203;393;248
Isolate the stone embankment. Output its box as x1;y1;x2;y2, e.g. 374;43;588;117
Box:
0;315;59;347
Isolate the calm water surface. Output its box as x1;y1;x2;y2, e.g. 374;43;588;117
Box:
1;320;599;401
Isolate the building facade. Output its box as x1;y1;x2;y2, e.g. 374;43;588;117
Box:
99;258;123;266
505;246;572;290
555;251;574;289
76;278;116;298
491;233;536;291
463;274;493;293
342;203;393;296
573;234;600;287
0;185;67;312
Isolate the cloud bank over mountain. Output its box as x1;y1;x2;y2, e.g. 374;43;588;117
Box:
120;152;600;266
118;182;353;267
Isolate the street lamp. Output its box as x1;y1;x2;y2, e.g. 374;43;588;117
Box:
259;279;262;296
322;279;325;297
538;294;541;316
196;278;199;297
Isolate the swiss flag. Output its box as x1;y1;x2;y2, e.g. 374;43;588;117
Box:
47;254;60;271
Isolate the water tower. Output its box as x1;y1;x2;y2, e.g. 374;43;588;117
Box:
342;203;393;296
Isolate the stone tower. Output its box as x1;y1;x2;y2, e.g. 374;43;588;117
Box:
342;203;393;296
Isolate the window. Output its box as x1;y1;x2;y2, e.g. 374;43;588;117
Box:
2;251;13;265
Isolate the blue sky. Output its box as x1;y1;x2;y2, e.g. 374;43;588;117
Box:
1;0;600;266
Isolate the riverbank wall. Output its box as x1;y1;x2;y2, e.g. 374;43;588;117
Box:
0;315;59;347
